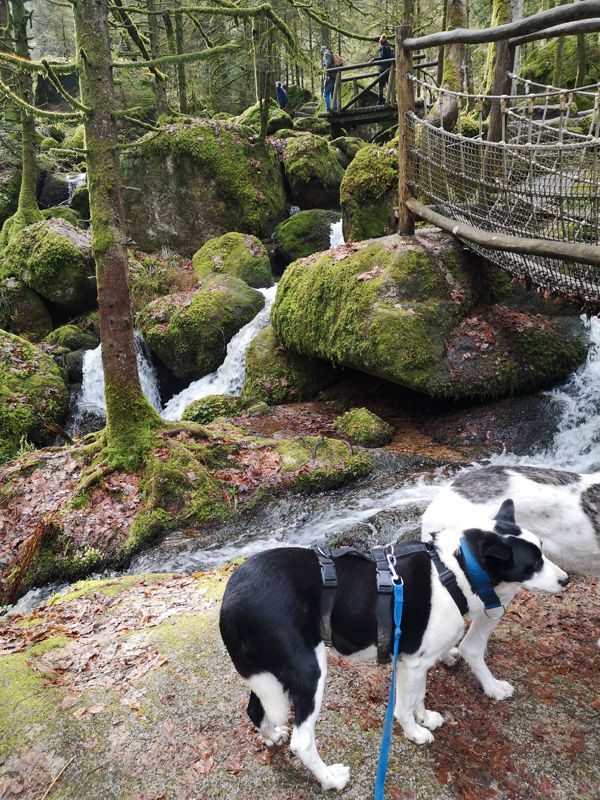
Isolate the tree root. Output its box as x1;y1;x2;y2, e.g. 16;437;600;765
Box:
162;422;210;439
75;463;114;494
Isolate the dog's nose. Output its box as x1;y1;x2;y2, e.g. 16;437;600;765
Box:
559;576;570;587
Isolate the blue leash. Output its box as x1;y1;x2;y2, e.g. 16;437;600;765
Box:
374;577;404;800
459;537;504;615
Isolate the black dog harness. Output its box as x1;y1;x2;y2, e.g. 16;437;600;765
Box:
313;543;468;664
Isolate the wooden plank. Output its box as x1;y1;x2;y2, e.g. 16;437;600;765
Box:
510;17;600;45
397;24;415;236
341;71;383;111
326;57;395;75
402;0;600;49
406;196;600;266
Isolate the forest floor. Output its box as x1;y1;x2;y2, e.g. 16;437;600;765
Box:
0;568;599;800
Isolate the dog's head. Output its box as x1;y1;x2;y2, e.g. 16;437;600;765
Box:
462;499;569;592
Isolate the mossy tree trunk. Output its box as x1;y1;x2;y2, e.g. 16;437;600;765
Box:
2;0;42;240
72;0;161;470
147;0;169;115
427;0;466;130
483;0;511;96
174;6;188;114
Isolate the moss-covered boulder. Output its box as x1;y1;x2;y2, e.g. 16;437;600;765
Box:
282;133;345;209
122;119;287;256
0;331;69;463
331;136;367;168
0;280;53;341
242;325;339;404
521;36;600;92
129;251;195;313
40;206;80;225
272;209;341;268
0;218;96;313
43;324;98;351
294;116;331;136
181;394;244;424
333;407;394;447
192;232;273;288
236;100;294;135
70;184;89;219
286;84;315;112
0;163;20;227
271;232;587;402
137;274;265;381
340;142;397;242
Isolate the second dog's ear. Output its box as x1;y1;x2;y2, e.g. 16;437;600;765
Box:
494;498;521;536
481;531;513;565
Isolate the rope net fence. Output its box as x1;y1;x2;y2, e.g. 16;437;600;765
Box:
406;75;600;301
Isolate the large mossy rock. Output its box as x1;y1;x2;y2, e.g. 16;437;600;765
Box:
0;331;68;463
331;136;367;168
242;325;339;404
271;233;587;402
0;281;53;341
181;394;245;424
0;218;96;313
333;407;394;447
236;100;294;135
137;274;265;381
282;133;345;209
0;163;20;227
43;324;98;351
121;119;287;256
340;142;397;242
129;250;195;313
272;209;341;268
192;232;273;288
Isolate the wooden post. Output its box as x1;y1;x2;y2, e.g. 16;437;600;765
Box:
396;24;415;235
487;39;515;142
334;70;342;111
386;63;396;104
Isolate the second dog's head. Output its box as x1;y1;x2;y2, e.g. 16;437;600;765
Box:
461;499;569;593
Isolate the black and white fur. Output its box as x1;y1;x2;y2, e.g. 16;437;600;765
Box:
422;464;600;698
220;507;568;791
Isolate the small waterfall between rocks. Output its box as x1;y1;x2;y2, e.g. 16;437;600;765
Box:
329;219;345;247
65;172;86;206
76;332;162;419
162;285;277;421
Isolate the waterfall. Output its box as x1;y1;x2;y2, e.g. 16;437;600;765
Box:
65;172;86;206
77;332;162;418
329;219;345;247
162;285;277;421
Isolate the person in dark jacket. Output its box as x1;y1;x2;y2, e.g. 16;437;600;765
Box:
321;45;337;113
375;34;394;104
275;81;288;110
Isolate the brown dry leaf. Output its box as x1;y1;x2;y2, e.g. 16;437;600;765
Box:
355;265;382;282
192;752;214;775
72;707;87;720
87;704;105;715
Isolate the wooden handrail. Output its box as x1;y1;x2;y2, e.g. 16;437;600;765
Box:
510;17;600;45
327;57;395;74
402;0;600;50
406;197;600;267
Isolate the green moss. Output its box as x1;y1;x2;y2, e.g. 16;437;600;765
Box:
0;283;53;341
181;394;244;424
44;323;98;351
272;209;341;268
242;325;338;404
0;165;21;227
521;35;600;88
282;133;345;209
331;136;367;168
0;218;96;313
192;232;273;288
340;143;397;242
40;206;80;225
129;252;189;313
40;135;59;152
0;330;69;464
236;100;294;135
137;274;264;381
333;407;394;447
63;122;85;151
51;573;174;604
294;116;331;136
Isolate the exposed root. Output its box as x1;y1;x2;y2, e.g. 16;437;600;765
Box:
163;422;210;439
311;435;325;461
76;463;114;494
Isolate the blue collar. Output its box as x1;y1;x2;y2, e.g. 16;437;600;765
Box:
459;537;503;612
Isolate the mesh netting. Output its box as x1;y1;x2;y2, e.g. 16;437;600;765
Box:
406;77;600;302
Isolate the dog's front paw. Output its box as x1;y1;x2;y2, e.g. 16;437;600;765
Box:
261;724;289;747
321;763;350;791
404;724;435;745
417;709;444;731
442;647;460;667
484;679;514;701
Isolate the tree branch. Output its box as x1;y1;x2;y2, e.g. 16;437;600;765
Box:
112;41;238;68
42;59;90;112
0;74;82;119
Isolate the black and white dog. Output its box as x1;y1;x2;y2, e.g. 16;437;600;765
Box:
422;464;600;699
220;503;568;791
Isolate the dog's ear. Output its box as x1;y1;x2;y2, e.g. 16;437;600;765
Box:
480;531;513;566
494;498;521;536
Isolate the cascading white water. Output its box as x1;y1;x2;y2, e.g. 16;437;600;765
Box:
77;333;162;417
161;285;277;421
65;172;86;206
329;219;344;247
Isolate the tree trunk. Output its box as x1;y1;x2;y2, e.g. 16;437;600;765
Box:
147;0;169;115
174;6;188;113
3;0;42;238
575;31;587;87
483;0;512;96
427;0;466;130
72;0;161;469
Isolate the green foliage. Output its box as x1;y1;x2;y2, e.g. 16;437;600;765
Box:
332;407;394;447
521;36;600;89
181;394;244;424
192;232;273;288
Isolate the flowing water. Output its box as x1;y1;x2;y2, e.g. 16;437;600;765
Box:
65;172;86;206
330;219;345;247
162;285;277;421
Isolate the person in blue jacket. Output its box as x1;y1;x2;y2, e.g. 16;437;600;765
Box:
375;34;394;104
275;81;288;110
321;45;336;113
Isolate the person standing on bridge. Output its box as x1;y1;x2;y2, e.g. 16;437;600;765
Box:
276;81;288;110
375;34;394;105
321;45;339;114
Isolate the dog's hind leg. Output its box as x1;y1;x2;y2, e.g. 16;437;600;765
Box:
458;611;514;700
394;657;436;744
247;674;290;746
289;643;350;791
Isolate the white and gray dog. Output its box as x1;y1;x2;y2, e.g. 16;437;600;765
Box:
422;464;600;699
